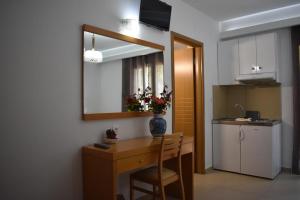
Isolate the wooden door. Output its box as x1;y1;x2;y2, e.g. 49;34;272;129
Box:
171;32;205;174
174;47;195;137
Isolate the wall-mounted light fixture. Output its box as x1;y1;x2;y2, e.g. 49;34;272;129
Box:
120;19;140;37
84;34;103;63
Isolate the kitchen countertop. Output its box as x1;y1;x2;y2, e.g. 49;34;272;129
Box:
212;118;281;126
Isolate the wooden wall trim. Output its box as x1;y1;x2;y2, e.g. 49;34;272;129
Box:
83;24;165;50
82;112;153;121
291;25;300;174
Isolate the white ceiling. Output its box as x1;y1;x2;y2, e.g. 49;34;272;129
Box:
83;31;160;63
181;0;300;21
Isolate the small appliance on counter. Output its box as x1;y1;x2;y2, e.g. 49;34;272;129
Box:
245;111;260;121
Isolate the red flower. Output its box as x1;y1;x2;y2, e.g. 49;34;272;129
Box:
144;97;150;103
126;85;172;113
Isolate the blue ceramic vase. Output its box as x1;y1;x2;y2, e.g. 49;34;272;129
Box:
149;114;167;137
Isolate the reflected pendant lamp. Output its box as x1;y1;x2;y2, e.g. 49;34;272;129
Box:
84;34;103;63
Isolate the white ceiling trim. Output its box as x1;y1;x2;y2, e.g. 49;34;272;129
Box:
220;16;300;39
220;3;300;32
101;44;159;63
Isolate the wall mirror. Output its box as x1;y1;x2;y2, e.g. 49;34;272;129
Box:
82;24;165;120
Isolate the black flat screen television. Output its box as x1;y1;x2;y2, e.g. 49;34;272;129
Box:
139;0;172;31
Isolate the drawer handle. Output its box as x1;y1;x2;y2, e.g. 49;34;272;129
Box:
138;159;144;163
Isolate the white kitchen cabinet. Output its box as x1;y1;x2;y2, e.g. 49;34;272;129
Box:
213;123;281;179
217;39;239;85
256;33;278;74
218;30;295;84
213;124;241;173
238;36;256;75
241;124;281;179
237;32;278;81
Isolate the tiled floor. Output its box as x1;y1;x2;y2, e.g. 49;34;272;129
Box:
195;170;300;200
139;169;300;200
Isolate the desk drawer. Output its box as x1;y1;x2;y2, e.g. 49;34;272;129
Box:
117;152;158;174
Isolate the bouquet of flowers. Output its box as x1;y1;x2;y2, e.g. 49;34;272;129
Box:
148;85;172;114
126;95;143;112
126;86;151;112
126;85;172;114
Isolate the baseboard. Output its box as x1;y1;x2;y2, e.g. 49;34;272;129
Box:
204;167;294;175
281;167;292;173
205;167;213;171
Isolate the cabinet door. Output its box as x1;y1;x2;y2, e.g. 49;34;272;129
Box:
218;39;239;85
213;124;241;173
256;33;277;74
241;125;272;178
239;36;256;75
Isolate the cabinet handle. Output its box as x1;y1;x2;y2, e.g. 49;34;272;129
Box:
257;66;262;72
239;127;242;141
241;131;245;141
239;127;245;141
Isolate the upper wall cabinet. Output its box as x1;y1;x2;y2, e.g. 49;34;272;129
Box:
217;39;239;85
237;32;278;81
238;35;256;75
218;32;280;84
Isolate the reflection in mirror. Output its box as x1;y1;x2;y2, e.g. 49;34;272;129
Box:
83;29;164;115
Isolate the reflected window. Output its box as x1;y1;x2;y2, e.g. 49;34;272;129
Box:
122;52;164;111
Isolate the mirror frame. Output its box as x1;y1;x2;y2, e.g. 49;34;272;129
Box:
82;24;165;120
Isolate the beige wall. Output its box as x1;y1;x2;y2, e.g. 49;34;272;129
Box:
213;86;227;119
213;85;281;119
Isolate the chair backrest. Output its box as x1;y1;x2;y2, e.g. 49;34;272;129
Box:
158;133;184;174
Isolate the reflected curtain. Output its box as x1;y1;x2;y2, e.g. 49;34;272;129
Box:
292;26;300;174
122;52;164;111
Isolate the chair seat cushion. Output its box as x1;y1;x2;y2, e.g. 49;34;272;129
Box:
131;166;178;183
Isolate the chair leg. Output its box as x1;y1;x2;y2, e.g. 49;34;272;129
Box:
130;176;134;200
159;184;166;200
152;185;156;200
179;177;185;200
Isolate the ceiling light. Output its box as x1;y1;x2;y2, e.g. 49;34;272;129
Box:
84;34;103;63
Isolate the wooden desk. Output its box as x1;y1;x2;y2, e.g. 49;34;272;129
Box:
82;136;194;200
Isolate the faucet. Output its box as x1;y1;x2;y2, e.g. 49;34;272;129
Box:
234;104;245;118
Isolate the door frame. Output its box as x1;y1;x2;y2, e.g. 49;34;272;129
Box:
171;32;205;174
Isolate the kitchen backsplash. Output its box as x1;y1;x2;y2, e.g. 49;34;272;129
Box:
213;85;281;120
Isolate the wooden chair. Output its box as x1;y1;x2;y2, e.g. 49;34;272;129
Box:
129;133;185;200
